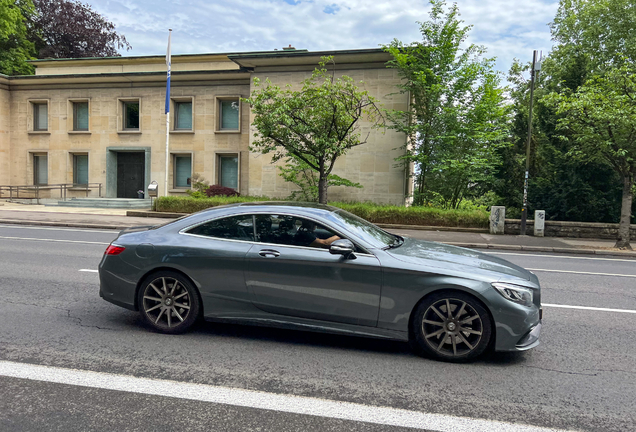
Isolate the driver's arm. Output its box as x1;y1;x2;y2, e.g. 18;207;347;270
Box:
310;235;341;249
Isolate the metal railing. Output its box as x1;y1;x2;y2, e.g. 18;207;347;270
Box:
0;183;102;204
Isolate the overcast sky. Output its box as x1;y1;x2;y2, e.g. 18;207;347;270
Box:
90;0;559;75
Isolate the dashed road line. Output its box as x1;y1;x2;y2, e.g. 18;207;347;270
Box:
527;268;636;278
489;251;636;262
543;304;636;314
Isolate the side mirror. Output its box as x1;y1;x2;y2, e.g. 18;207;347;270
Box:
329;239;355;257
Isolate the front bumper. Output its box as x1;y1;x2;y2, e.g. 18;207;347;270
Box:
515;322;542;350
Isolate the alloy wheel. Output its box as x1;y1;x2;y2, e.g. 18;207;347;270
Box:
142;276;192;329
421;298;484;357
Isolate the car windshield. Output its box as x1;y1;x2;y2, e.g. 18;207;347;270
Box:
331;209;399;248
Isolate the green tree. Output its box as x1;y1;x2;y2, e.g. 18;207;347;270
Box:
551;0;636;69
545;64;636;249
278;157;362;202
244;57;383;204
0;0;35;75
383;0;508;208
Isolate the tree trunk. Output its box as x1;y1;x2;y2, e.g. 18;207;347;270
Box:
318;175;328;204
615;173;634;249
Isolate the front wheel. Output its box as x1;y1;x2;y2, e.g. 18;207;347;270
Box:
138;271;200;334
410;291;492;362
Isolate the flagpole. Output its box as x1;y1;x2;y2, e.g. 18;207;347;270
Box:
164;29;172;197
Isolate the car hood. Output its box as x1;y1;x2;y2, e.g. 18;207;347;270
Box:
386;237;532;282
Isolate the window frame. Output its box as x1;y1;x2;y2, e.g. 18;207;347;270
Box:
117;98;142;133
182;214;256;242
215;96;241;133
180;212;372;255
171;97;194;132
215;152;240;191
29;100;50;133
172;153;193;189
32;152;49;186
72;153;89;186
68;99;90;133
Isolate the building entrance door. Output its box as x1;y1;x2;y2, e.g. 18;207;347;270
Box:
116;152;145;198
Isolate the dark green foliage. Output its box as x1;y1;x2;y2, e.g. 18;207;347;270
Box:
154;196;489;228
0;0;36;75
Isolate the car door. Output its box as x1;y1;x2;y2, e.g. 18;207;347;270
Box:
179;214;255;308
245;214;382;327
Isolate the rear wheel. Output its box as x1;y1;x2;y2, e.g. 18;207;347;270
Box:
138;271;200;334
410;291;492;362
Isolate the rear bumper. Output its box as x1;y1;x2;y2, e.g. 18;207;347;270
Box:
99;266;138;311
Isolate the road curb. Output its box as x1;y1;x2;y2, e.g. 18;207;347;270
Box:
0;218;131;230
127;210;186;218
3;217;636;258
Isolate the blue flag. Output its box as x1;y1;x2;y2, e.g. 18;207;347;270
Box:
165;30;172;115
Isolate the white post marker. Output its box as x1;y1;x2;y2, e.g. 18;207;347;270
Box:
490;206;505;234
164;29;172;197
534;210;545;237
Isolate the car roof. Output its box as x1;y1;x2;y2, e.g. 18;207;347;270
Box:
195;201;340;214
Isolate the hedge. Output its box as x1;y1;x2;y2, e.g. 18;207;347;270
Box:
154;196;489;228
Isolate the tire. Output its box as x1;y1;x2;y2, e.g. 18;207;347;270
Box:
137;271;201;334
410;291;492;362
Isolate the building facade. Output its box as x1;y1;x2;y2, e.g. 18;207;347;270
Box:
0;48;411;204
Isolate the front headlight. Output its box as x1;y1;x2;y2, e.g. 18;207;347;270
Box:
492;282;534;307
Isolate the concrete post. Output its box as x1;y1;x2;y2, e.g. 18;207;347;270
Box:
534;210;545;237
490;206;506;234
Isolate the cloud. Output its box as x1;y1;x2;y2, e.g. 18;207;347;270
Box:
86;0;559;73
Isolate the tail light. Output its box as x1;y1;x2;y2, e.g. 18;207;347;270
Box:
104;245;126;255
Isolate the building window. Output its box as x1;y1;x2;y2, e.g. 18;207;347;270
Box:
174;101;193;130
174;155;192;188
73;154;89;185
219;99;239;130
33;154;48;185
73;102;89;131
218;154;238;189
123;101;140;130
33;103;48;131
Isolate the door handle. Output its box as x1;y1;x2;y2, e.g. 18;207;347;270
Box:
258;249;280;258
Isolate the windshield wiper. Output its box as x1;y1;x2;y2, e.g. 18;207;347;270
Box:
383;235;404;250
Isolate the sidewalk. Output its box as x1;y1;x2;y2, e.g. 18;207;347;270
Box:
1;202;634;257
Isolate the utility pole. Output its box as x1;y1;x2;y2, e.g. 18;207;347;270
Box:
520;50;541;235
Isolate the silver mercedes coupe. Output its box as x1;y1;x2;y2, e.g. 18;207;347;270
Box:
99;202;542;362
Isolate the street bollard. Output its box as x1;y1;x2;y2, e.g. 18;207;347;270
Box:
490;206;506;234
534;210;545;237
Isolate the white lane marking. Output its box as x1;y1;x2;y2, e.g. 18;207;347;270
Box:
543;304;636;314
0;361;567;432
489;251;636;263
527;268;636;278
79;269;99;273
0;225;117;234
0;235;109;245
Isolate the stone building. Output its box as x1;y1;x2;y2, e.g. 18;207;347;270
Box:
0;48;411;204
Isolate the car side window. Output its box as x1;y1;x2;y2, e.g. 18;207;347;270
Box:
186;215;254;242
255;214;342;250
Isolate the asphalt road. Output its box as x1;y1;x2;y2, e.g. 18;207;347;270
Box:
1;224;635;431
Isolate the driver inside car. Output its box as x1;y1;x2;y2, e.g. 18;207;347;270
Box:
293;219;341;249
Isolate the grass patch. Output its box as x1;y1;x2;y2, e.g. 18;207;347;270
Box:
154;197;489;228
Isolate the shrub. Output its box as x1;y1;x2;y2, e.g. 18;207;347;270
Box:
155;196;265;213
154;196;489;228
331;202;489;228
206;184;240;197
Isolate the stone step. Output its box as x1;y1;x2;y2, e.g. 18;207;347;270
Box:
55;198;152;209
